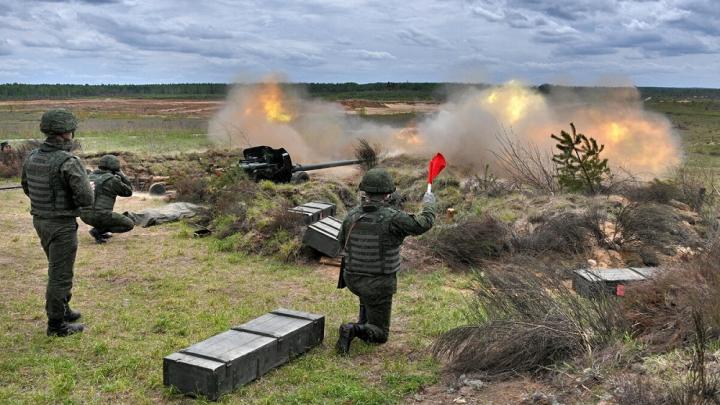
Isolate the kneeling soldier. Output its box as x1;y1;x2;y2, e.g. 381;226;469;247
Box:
80;154;134;243
336;167;436;355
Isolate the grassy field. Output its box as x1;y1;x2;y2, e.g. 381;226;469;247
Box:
0;189;468;404
2;94;720;403
646;99;720;169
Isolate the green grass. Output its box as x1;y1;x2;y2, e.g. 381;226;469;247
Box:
646;99;720;169
0;190;468;404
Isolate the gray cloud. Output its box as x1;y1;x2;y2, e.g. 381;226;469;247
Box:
346;49;396;61
397;28;448;48
0;0;717;86
0;39;11;56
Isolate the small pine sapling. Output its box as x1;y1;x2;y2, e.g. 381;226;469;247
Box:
551;123;610;193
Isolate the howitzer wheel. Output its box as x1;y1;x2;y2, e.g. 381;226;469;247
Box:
148;182;167;196
291;171;310;184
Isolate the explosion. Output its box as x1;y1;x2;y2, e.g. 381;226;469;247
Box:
417;81;681;177
483;80;546;125
209;77;682;179
259;83;292;123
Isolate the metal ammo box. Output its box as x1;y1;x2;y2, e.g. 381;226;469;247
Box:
163;308;324;400
288;201;336;224
302;216;342;257
573;267;658;298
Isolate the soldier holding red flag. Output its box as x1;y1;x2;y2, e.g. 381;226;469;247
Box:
335;154;445;355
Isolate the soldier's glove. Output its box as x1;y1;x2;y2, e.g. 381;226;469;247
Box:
422;191;436;205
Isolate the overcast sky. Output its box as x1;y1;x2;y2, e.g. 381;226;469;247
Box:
0;0;718;87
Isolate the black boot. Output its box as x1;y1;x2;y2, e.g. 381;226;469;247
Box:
64;306;81;322
335;323;357;356
47;319;84;337
358;304;367;324
89;228;106;244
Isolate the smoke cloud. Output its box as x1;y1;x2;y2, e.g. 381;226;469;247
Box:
208;79;682;177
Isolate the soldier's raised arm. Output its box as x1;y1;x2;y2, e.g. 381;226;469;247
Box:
389;193;436;237
110;175;133;197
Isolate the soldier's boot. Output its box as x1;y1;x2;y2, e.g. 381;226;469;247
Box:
101;232;112;239
358;305;367;324
47;319;84;337
335;323;357;356
89;228;106;244
64;305;81;322
354;324;371;342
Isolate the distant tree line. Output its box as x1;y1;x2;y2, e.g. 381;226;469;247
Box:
0;82;489;101
0;83;229;100
0;82;717;101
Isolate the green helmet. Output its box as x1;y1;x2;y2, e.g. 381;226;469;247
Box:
359;168;396;194
98;154;121;171
40;109;78;135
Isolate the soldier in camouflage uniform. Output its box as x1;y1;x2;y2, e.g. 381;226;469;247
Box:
335;168;436;355
21;109;93;337
80;155;134;244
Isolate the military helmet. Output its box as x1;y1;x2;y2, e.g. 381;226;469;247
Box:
40;109;78;135
98;154;121;171
359;168;396;194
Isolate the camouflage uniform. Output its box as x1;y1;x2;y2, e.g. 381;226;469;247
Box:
21;109;93;336
336;168;436;354
80;155;134;241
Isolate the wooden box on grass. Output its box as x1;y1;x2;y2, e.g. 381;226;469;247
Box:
163;308;324;400
573;267;658;298
302;216;342;257
288;201;336;224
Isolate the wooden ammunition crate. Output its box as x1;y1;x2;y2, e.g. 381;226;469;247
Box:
573;267;658;298
163;308;324;400
302;216;342;257
288;201;336;224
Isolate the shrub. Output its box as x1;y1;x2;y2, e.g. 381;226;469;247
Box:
516;206;606;255
611;203;680;248
622;179;682;205
493;129;559;193
433;264;627;376
174;175;211;203
622;242;720;350
423;216;511;269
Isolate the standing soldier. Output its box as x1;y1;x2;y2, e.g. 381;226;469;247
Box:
21;109;93;337
335;167;436;355
80;155;134;244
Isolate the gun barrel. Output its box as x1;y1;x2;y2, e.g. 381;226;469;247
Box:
292;159;363;172
0;184;22;191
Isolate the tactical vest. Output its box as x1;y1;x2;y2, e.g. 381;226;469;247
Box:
23;148;77;218
345;208;402;275
89;172;117;211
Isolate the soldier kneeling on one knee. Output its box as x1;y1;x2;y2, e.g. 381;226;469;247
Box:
80;154;134;244
335;167;436;355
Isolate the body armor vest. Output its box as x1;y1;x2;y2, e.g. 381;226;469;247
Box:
345;208;402;275
89;172;117;211
24;148;77;218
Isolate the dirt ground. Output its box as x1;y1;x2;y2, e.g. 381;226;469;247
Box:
0;98;225;118
0;98;439;119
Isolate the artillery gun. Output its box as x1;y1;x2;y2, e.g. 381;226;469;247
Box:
239;145;364;183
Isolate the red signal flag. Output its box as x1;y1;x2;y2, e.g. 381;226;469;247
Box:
427;153;447;185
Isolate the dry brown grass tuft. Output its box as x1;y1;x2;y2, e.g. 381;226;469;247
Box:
516;206;606;255
622;242;720;350
353;138;379;172
423;216;511;269
433;262;627;376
